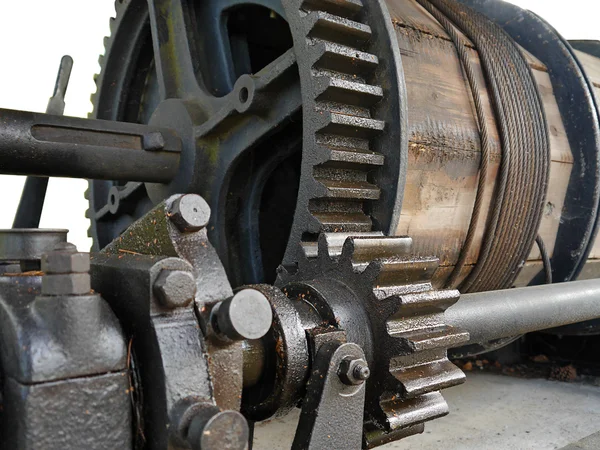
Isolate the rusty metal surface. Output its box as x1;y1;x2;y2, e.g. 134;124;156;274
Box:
281;0;407;267
292;341;367;450
278;233;468;446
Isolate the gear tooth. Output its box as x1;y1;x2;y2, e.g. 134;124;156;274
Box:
310;40;379;76
351;236;413;263
315;75;383;107
312;231;384;259
301;0;364;19
372;257;439;294
306;11;372;47
317;232;332;259
340;236;359;262
314;109;385;138
315;176;381;200
393;325;469;353
311;210;373;232
380;392;449;431
390;289;460;312
321;145;384;169
390;357;466;399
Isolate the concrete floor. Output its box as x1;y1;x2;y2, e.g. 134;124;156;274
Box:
253;372;600;449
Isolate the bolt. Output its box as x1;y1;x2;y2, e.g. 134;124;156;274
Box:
142;131;166;151
212;289;273;341
169;194;211;233
41;242;90;274
153;269;196;309
338;358;370;386
186;405;249;450
41;242;91;296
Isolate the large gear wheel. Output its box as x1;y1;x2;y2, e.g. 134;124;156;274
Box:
277;233;468;446
279;0;407;265
85;0;407;289
86;0;300;286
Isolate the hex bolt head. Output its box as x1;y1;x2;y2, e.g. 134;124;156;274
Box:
41;242;90;274
42;273;91;296
153;269;196;309
212;289;273;341
41;242;91;296
338;358;370;386
169;194;211;233
186;405;249;450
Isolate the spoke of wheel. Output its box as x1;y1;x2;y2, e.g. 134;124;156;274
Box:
193;0;238;96
147;0;202;100
199;62;301;209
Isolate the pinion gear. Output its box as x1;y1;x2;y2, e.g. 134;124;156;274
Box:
277;233;468;446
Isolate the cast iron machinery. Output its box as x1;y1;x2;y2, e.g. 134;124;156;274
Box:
2;0;600;448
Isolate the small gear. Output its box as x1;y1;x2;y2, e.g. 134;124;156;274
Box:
277;233;468;445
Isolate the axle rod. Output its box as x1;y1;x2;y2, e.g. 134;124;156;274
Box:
446;279;600;346
0;108;182;182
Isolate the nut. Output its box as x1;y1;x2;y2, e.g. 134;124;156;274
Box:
168;194;211;233
42;273;91;296
154;270;196;309
41;251;90;274
338;358;370;385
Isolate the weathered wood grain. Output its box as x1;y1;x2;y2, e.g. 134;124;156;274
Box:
390;0;575;288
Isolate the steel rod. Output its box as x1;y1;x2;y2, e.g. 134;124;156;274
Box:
0;108;181;183
13;56;73;228
446;279;600;346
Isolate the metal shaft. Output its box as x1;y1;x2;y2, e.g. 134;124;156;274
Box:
446;279;600;346
13;55;73;228
0;108;181;183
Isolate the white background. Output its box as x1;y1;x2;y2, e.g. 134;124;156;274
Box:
0;0;598;250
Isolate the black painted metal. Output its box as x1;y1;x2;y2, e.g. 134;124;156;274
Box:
242;284;311;421
292;341;367;450
12;178;50;229
0;108;181;182
281;0;407;266
91;253;214;449
88;0;302;289
459;0;600;286
92;193;253;447
0;241;130;449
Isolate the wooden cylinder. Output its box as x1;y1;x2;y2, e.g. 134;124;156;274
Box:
385;0;600;289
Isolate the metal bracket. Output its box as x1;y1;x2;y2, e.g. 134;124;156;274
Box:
292;341;367;450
